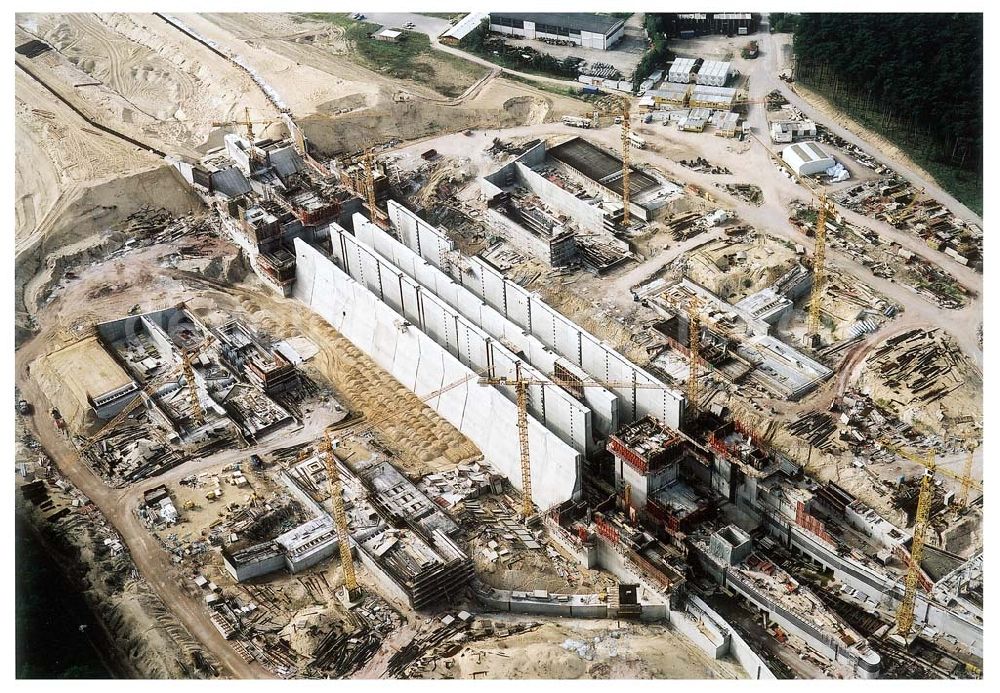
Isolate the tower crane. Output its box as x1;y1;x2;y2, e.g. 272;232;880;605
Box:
591;95;635;225
687;295;702;417
181;347;205;425
746;130;832;345
476;371;678;519
211;106;282;148
318;429;362;603
362;146;381;226
882;443;983;638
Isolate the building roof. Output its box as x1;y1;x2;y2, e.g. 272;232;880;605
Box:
268;146;304;179
441;12;489;41
377;28;402;39
490;12;625;36
783;141;833;164
210;166;251;198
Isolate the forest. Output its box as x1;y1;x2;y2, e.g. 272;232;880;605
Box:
790;13;982;213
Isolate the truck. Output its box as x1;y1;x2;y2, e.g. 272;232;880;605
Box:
741;40;759;59
627;132;647;149
561;115;592;129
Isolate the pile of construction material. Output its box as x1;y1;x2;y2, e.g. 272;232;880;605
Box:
815;126;891;174
679;157;731;175
720;183;763;206
833;176;982;269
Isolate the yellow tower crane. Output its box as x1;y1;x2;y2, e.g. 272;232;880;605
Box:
960;450;976;507
318;429;362;603
591;95;634;226
806;194;829;342
896;451;935;639
363;146;381;226
477;371;678;520
687;294;702;416
181;347;205;426
211;107;282;153
80;335;216;452
884;443;983;638
746;131;832;346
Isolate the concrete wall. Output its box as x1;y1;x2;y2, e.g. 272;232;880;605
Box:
355;215;619;445
514;162;607;235
292;239;581;510
387;202;685;429
784;524;982;656
333;218;593;457
686;594;776;679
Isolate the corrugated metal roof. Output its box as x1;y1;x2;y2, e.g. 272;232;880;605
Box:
269;146;304;180
442;12;489;40
210;166;251;198
490;12;624;36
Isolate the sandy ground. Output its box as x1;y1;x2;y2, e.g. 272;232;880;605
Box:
419;618;746;679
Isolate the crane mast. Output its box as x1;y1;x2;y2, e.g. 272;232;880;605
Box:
687;295;701;416
620;108;631;223
320;433;362;602
181;348;205;425
896;454;935;638
363;147;379;224
806;194;829;341
513;362;533;519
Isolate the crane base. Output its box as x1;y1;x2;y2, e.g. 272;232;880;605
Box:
337;586;364;609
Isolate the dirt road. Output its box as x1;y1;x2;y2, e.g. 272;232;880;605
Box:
15;343;272;679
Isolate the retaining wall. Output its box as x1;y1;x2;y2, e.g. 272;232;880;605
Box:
388;201;685;429
292;239;581;509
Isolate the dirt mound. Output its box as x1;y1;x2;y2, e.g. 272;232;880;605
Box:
15;165;203;323
501;95;550;125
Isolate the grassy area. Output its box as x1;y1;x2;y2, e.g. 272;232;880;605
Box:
304;14;487;97
504;73;588;101
298;12;355;29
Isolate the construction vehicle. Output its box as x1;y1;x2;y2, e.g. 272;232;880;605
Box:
562;115;593;129
476;371;678;520
50;407;66;430
318;430;363;603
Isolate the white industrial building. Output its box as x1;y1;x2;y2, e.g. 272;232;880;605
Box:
770;120;817;144
488;12;626;50
439;12;489;44
668;57;697;83
781;141;836;176
696;60;731;87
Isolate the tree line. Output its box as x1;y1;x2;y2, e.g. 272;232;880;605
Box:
791;13;982;175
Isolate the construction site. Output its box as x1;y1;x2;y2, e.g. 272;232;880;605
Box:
14;10;984;683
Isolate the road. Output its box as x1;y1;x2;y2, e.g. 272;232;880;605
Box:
13;327;346;679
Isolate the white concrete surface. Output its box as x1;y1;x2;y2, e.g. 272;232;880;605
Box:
293;238;581;509
388;201;686;429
